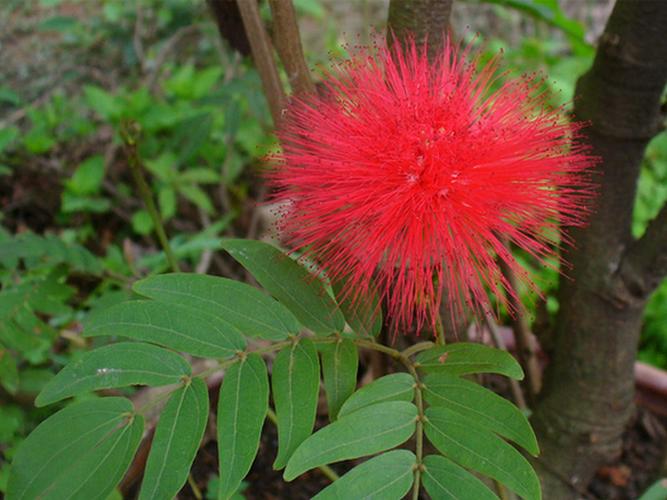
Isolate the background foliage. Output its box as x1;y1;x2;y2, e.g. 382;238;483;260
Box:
1;0;666;498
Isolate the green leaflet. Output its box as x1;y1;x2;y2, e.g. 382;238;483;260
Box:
284;401;417;481
139;378;209;500
218;354;269;499
424;406;541;500
272;338;321;469
133;273;301;340
7;398;143;500
85;300;245;358
422;454;498;500
423;372;538;455
331;276;382;337
320;338;359;420
313;450;416;500
36;342;191;406
338;372;415;418
416;343;524;379
221;239;344;335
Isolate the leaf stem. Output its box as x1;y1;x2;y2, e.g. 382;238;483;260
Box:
397;355;426;500
120;120;181;273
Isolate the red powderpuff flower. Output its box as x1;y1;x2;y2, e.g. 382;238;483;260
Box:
267;37;596;335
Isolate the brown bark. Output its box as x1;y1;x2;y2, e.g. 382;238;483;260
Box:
268;0;315;96
387;0;453;61
233;0;286;127
531;1;667;497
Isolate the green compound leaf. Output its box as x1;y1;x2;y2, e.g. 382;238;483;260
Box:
416;343;524;380
331;276;382;337
218;354;269;500
320;338;359;420
85;300;245;358
221;239;344;335
133;273;301;341
284;401;417;481
313;450;416;500
424;372;539;455
6;397;143;500
272;338;321;470
36;342;191;407
338;372;415;418
425;406;541;500
139;378;209;500
422;454;498;500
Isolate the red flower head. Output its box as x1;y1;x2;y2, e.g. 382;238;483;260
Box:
268;37;596;336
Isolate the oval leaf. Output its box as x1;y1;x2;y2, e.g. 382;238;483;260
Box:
313;450;415;500
416;343;523;380
7;397;143;500
284;401;417;481
321;338;359;420
134;273;301;340
221;239;344;335
424;373;538;455
139;378;209;500
218;354;269;499
272;338;320;469
422;454;498;500
331;276;382;337
424;406;541;500
84;300;245;358
338;373;415;418
36;342;191;407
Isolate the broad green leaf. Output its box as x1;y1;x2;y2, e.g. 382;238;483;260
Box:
139;378;208;500
338;373;415;418
272;339;320;469
0;349;19;394
422;454;498;500
423;373;538;455
331;277;382;337
284;401;417;481
133;273;300;341
218;354;269;499
313;450;415;500
416;343;524;380
66;155;105;195
132;210;154;235
320;339;358;420
36;342;191;407
221;239;344;335
84;300;245;358
639;478;667;500
180;184;214;214
158;187;176;220
7;398;143;500
424;406;541;500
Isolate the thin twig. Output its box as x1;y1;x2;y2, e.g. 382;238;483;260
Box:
484;312;528;411
120;120;181;273
236;0;286;126
268;0;315;96
498;240;542;401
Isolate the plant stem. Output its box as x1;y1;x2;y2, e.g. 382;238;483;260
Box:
435;314;446;345
120;120;180;273
266;408;340;482
398;355;426;500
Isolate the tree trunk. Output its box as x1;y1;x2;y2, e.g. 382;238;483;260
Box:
387;0;453;61
531;1;667;497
